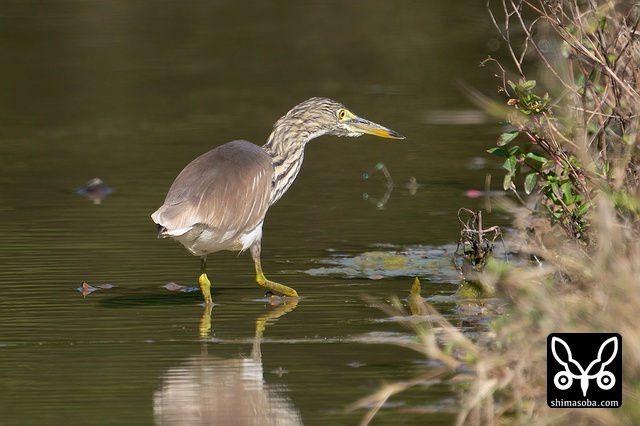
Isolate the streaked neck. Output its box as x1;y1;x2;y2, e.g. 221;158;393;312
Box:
262;126;318;206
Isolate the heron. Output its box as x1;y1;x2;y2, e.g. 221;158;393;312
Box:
151;97;404;305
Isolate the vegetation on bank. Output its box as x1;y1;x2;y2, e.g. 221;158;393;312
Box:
358;1;640;424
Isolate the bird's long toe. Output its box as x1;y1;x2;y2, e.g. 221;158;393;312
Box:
198;273;213;305
256;275;299;298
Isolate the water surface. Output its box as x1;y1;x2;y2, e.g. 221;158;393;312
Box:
0;1;511;424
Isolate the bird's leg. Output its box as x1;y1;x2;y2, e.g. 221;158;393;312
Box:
250;242;299;297
198;255;213;305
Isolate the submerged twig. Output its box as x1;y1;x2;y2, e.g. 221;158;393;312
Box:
454;208;507;278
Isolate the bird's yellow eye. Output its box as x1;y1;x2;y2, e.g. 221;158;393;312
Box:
338;109;347;120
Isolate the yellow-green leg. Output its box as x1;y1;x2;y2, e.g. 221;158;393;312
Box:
250;242;299;297
198;255;213;305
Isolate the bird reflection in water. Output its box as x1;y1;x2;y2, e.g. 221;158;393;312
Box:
154;299;301;426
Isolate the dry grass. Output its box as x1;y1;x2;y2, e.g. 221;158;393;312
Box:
353;207;640;423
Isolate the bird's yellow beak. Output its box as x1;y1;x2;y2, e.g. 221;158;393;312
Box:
344;113;405;139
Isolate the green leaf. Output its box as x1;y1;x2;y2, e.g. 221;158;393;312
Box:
525;152;547;163
497;131;519;146
507;145;521;156
518;79;536;91
576;202;590;216
503;156;517;172
549;181;562;204
561;182;575;204
487;147;507;157
524;173;537;194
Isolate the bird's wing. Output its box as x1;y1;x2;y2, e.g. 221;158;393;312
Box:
152;140;274;239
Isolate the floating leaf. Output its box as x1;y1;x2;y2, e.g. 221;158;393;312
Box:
347;361;367;368
76;178;113;205
271;367;289;376
77;282;115;297
163;282;187;292
163;282;199;293
78;282;97;298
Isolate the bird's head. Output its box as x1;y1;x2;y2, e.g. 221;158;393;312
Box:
277;97;405;142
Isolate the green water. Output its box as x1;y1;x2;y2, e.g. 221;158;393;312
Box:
0;1;511;424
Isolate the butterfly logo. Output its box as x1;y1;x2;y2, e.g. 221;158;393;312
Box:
551;336;618;397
